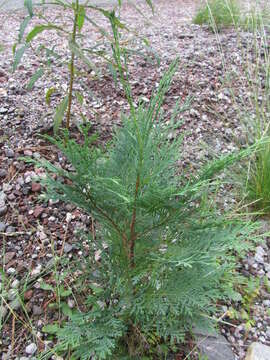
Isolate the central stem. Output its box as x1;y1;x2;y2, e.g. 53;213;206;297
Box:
129;174;140;268
66;0;79;130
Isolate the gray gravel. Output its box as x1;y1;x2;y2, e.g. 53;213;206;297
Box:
1;0;118;10
1;0;270;359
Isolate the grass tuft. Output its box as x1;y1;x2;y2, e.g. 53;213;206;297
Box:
247;140;270;212
193;0;240;30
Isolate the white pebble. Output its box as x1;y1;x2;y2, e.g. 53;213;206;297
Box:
7;267;16;275
25;343;37;355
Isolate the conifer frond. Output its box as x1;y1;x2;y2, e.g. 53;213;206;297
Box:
34;63;256;359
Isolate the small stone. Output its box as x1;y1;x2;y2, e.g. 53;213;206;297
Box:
31;264;42;276
16;108;25;117
254;246;266;264
2;183;12;192
7;267;16;275
11;279;20;289
6;226;15;234
5;148;14;158
7;193;15;201
0;107;8;114
23;150;33;156
66;212;73;223
0;305;7;319
25;343;37;355
32;305;42;316
8;288;17;301
5;252;15;263
245;342;270;360
22;187;30;195
64;243;73;254
38;231;47;241
0;205;7;216
33;206;44;218
2;352;10;360
24;176;32;184
24;290;33;300
258;269;265;276
67;298;75;308
265;264;270;272
0;191;6;205
32;183;41;192
0;222;6;232
10;298;21;311
0;169;7;178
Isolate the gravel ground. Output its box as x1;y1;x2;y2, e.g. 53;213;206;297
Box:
0;0;118;10
0;0;270;359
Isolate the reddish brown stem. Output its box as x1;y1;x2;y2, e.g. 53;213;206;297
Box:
89;198;129;257
129;174;140;267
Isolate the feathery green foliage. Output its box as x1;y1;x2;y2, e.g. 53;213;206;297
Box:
31;59;257;358
193;0;240;30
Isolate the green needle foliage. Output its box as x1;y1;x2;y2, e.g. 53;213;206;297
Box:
32;59;257;359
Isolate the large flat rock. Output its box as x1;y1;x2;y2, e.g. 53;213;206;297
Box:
195;332;235;360
245;343;270;360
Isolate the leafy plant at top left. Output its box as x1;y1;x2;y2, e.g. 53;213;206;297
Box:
13;0;155;134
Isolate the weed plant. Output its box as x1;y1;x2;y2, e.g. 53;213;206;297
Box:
13;0;154;132
27;12;260;358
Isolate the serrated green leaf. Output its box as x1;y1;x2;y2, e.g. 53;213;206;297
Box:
24;0;33;17
48;302;57;309
61;302;73;317
42;323;59;334
18;16;31;43
230;291;242;302
143;37;150;47
40;282;54;291
27;67;44;90
53;95;68;134
59;289;72;298
13;45;27;72
26;24;62;43
77;5;85;32
90;284;103;294
45;87;57;105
